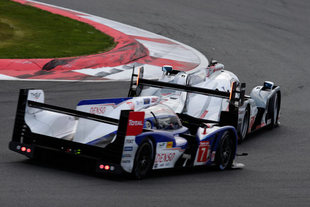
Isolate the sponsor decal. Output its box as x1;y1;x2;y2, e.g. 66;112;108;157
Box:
155;153;176;164
126;112;145;136
267;119;271;125
90;106;106;115
121;160;131;164
126;102;135;110
159;99;169;104
122;154;132;158
166;141;173;148
158;142;166;147
153;107;170;114
124;146;133;151
125;139;135;144
197;141;210;163
135;100;143;106
30;92;41;99
151;97;159;103
129;120;143;126
143;98;150;104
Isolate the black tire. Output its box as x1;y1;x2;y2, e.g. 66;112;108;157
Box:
238;106;250;144
216;131;235;170
268;92;280;129
132;139;154;179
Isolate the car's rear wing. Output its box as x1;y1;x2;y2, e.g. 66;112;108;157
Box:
128;67;246;128
9;89;143;173
128;66;245;105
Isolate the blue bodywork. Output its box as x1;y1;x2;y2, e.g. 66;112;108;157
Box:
77;97;133;106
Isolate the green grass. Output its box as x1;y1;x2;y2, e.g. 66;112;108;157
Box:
0;0;116;59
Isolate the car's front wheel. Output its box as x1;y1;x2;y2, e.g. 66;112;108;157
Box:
216;131;235;170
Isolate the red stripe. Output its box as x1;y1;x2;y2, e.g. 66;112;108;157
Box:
130;36;177;45
200;110;208;119
0;67;108;80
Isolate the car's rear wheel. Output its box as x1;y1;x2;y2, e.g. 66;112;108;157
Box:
238;106;250;143
268;92;280;129
132;139;154;179
216;131;235;170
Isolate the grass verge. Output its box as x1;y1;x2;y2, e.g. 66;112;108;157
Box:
0;0;116;59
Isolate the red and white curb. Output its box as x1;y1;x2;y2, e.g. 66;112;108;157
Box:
0;0;208;81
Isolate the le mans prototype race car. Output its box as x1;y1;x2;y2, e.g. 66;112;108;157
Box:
9;60;281;178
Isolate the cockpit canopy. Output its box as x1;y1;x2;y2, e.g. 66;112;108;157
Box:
140;104;182;130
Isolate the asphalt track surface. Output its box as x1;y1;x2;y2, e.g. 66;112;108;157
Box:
1;0;310;206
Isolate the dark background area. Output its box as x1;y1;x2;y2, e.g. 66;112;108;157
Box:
1;0;309;206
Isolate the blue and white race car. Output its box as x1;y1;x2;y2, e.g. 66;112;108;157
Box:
9;61;280;178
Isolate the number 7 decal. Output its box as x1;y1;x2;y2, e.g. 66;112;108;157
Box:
197;141;210;163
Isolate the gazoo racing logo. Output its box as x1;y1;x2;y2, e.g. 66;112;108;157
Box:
126;112;145;136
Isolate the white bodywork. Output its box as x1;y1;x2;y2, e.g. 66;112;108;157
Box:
139;64;280;136
141;66;240;122
25;92;160;145
140;66;249;134
25;90;78;139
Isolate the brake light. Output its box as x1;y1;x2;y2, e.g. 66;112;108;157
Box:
17;145;32;153
98;164;114;171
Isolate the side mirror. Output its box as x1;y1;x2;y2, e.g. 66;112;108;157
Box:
263;81;274;90
162;65;173;75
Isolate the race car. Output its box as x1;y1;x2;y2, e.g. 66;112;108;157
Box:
9;71;246;178
128;60;281;143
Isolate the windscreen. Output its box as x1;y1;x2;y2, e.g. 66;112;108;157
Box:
142;104;182;130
